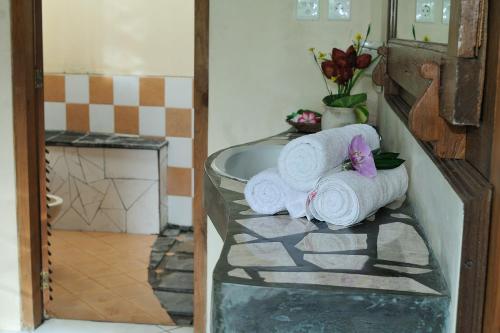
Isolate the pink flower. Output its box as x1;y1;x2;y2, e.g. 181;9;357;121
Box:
297;111;320;124
348;135;377;178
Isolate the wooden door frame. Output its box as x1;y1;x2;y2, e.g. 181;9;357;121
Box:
481;0;500;331
10;0;210;331
11;0;45;329
193;0;209;332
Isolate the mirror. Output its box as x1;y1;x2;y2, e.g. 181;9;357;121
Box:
396;0;450;44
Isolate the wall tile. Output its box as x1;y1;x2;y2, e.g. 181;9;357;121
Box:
166;137;192;168
140;77;165;106
90;210;124;232
165;77;193;108
139;107;166;137
167;196;193;227
78;148;105;169
89;104;114;133
90;76;114;105
45;102;67;130
114;106;139;135
114;179;155;209
127;183;160;234
66;104;90;133
80;157;105;183
65;74;89;104
44;75;66;102
104;148;158;180
165;108;192;138
53;208;91;231
113;76;139;106
101;181;124;210
167;167;192;197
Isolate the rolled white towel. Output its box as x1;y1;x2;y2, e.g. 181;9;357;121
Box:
306;165;408;226
278;124;380;192
244;168;308;217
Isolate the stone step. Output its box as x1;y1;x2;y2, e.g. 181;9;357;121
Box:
155;290;193;317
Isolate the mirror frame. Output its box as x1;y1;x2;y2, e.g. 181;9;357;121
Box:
384;0;487;126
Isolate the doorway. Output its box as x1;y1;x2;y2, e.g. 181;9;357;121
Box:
10;0;208;331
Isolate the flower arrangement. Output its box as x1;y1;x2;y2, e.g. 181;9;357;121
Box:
286;109;322;133
310;25;377;124
286;109;322;124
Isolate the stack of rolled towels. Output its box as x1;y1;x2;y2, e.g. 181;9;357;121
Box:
244;124;408;226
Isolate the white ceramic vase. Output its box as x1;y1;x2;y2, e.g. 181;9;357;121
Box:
321;106;357;130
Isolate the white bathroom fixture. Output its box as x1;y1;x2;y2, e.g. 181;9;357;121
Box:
47;194;64;220
211;143;284;182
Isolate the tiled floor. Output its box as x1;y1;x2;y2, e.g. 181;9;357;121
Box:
49;230;174;325
0;319;193;333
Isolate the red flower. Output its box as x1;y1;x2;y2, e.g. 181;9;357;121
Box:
321;45;372;84
356;54;372;69
321;61;337;79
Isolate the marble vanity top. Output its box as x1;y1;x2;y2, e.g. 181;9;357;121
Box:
204;130;450;333
45;130;168;150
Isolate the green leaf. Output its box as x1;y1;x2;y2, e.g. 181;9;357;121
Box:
375;158;405;170
354;104;369;124
374;152;400;159
323;93;368;108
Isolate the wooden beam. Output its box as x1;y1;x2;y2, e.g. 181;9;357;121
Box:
10;0;44;329
193;0;209;332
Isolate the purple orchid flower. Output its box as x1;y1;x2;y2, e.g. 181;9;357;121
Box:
348;135;377;178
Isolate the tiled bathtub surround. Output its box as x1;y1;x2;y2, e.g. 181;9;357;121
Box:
44;73;194;227
47;145;167;234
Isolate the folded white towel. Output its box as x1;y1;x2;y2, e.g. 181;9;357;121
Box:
306;165;408;226
278;124;380;192
244;168;308;218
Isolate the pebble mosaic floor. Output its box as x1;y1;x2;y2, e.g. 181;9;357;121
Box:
148;228;194;326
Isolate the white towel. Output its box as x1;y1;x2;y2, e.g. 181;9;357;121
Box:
278;124;380;192
244;168;308;218
306;165;408;226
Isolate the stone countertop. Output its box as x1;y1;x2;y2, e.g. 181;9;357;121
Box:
204;130;450;333
45;130;168;150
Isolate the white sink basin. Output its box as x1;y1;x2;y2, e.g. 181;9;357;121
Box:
211;143;284;182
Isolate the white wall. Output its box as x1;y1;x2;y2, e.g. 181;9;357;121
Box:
0;0;22;330
42;0;194;76
378;99;463;333
209;0;387;154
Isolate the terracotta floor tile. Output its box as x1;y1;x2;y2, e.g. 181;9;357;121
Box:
57;277;108;296
79;289;121;309
105;256;148;271
127;268;148;282
48;230;172;325
93;273;140;289
48;296;104;322
70;260;121;278
51;264;83;283
109;283;154;300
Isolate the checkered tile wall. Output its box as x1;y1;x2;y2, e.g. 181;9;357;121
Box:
44;74;194;227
